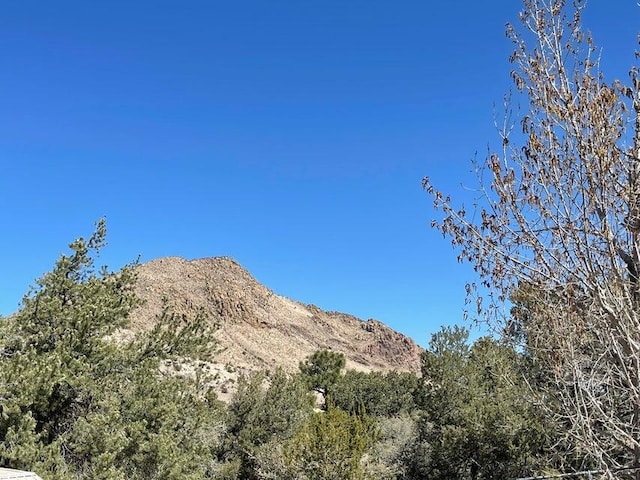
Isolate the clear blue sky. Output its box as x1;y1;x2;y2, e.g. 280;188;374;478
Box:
1;1;638;347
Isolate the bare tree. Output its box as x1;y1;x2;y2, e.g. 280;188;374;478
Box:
424;0;640;476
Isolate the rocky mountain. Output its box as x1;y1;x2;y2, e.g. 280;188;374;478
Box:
129;257;422;396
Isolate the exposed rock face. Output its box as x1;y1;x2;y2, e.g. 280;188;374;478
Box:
130;257;422;377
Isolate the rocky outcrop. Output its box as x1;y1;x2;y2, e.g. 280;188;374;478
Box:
129;257;422;377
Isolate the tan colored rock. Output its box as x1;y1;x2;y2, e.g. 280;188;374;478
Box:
129;257;422;381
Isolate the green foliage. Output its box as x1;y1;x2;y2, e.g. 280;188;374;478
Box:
0;221;568;480
332;370;418;417
282;406;378;480
362;414;418;480
0;221;224;479
224;369;314;479
299;349;345;399
409;326;549;480
66;366;224;480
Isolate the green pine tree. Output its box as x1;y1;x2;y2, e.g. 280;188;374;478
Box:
0;221;224;479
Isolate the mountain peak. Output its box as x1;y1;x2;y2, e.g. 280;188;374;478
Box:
130;256;422;383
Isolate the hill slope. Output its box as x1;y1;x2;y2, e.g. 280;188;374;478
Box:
130;257;422;379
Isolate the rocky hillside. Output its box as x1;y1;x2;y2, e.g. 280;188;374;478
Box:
129;257;422;389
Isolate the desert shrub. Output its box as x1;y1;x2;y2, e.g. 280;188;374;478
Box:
362;413;418;480
282;406;378;480
223;369;314;479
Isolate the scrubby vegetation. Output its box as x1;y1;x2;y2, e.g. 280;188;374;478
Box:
0;222;571;480
0;221;573;480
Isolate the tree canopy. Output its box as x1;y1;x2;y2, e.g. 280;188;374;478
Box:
298;349;345;401
410;327;550;480
0;221;223;479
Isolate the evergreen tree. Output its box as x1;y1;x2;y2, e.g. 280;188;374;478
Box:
299;349;345;404
283;406;378;480
0;221;224;479
224;369;314;479
332;370;418;417
409;326;549;480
